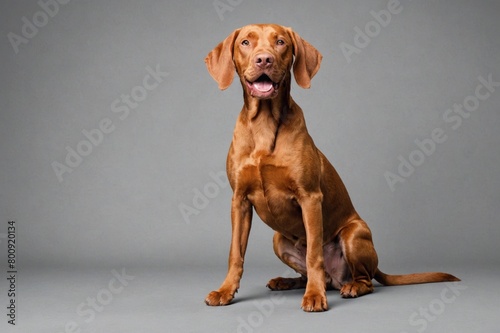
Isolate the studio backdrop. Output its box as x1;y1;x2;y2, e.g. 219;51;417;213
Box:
1;0;499;275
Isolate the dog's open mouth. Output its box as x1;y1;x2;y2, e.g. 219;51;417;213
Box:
246;74;280;98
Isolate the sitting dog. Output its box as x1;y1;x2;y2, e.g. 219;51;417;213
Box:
204;24;459;312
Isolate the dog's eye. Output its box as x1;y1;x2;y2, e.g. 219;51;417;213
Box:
241;40;250;46
276;39;285;45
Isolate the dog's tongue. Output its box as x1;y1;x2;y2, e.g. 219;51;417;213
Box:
253;81;273;92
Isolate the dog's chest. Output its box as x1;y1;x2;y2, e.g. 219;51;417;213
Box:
229;111;307;236
239;154;304;235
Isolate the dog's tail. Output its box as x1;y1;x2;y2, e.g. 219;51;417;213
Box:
374;269;460;286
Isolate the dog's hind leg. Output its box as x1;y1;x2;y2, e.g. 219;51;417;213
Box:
267;232;308;290
338;219;378;298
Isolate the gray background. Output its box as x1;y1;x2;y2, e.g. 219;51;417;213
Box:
1;0;499;332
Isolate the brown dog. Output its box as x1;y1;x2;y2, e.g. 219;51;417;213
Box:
204;24;459;312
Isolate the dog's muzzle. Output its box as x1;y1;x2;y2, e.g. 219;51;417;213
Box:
245;74;280;99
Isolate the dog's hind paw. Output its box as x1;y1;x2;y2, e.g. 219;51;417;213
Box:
340;281;374;298
267;276;307;291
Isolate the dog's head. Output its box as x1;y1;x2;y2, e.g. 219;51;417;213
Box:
205;24;322;99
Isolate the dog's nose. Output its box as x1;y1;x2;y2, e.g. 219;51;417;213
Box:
255;53;274;69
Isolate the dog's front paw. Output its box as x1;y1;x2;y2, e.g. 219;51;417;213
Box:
205;289;235;306
301;291;328;312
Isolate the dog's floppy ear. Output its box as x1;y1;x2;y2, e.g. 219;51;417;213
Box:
205;28;241;90
287;28;322;89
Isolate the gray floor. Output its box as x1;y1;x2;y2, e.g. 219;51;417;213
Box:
8;264;499;333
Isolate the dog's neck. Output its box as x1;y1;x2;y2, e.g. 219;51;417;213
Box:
239;74;294;156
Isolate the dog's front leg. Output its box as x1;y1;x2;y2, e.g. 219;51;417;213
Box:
299;192;328;312
205;194;252;306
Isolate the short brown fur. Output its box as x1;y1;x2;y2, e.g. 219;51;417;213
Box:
204;24;459;312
